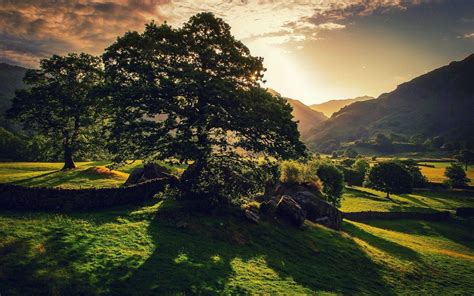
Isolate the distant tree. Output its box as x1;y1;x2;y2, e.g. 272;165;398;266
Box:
331;151;338;159
344;148;358;158
398;159;428;188
365;161;413;199
454;149;474;170
103;13;305;204
353;158;370;176
7;53;103;169
316;163;344;207
444;163;470;188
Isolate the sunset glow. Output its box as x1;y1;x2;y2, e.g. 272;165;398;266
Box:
1;0;473;104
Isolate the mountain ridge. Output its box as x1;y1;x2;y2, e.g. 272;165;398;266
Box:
310;95;374;117
308;54;474;150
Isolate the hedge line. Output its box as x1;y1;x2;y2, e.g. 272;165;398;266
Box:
0;178;175;212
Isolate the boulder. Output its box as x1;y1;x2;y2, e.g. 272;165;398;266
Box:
244;206;260;223
272;183;343;230
124;163;172;185
276;195;306;227
260;199;278;216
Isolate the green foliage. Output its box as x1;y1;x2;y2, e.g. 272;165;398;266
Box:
365;161;413;198
316;163;344;208
444;163;470;188
279;160;317;185
397;159;428;188
339;158;370;186
454;149;474;170
180;156;275;207
103;13;305;203
340;158;355;167
7;53;104;169
344;148;358;158
0;127;30;161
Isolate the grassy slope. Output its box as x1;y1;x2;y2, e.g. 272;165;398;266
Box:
0;162;473;294
0;200;473;295
341;186;474;213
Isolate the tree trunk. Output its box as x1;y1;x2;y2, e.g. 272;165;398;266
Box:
62;145;76;170
386;191;390;199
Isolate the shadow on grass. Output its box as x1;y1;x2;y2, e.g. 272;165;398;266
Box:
0;201;396;295
11;170;60;185
10;168;123;188
109;205;395;295
343;221;420;262
367;219;474;251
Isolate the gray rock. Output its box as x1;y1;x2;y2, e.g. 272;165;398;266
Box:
276;195;306;227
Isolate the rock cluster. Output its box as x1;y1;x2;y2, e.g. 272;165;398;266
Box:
245;183;342;230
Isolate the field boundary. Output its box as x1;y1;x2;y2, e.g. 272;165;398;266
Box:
343;210;451;222
0;178;176;211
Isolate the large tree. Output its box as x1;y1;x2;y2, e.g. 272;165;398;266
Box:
7;53;103;169
103;13;305;201
364;161;413;199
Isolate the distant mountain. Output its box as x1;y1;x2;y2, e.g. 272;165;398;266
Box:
0;63;28;127
308;54;474;149
267;88;327;141
310;96;374;117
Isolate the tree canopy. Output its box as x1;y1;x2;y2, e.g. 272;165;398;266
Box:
365;161;413;198
103;13;305;201
7;53;104;169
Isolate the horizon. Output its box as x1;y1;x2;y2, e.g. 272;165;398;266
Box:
1;0;473;105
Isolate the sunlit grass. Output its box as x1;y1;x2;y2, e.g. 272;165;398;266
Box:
341;186;474;213
419;162;473;186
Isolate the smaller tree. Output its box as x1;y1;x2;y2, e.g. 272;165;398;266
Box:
353;159;370;175
7;53;103;169
316;163;344;208
365;161;413;199
454;149;474;170
444;163;470;188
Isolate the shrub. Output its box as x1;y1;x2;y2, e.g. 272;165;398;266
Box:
316;163;344;208
279;160;317;185
180;156;274;207
444;163;470;188
365;161;413;198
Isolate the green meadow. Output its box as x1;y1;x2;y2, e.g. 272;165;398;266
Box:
0;162;473;295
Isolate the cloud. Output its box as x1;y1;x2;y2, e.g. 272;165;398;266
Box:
462;32;474;38
0;0;429;67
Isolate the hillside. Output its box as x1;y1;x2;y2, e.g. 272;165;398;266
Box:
308;54;474;149
310;96;374;117
0;63;27;127
267;88;327;141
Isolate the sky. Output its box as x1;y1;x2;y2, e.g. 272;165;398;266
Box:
0;0;473;104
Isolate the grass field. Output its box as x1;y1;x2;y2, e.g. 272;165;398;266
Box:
341;186;474;213
418;162;474;186
0;199;473;295
0;162;473;294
